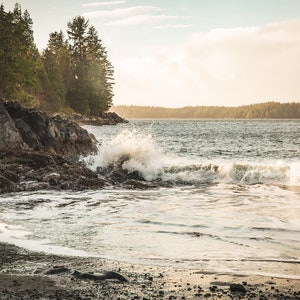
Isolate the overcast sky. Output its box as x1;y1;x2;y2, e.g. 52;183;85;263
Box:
4;0;300;107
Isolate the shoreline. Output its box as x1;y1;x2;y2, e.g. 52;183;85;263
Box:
0;242;299;299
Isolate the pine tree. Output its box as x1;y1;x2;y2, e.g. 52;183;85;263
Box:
0;4;40;106
86;25;114;112
66;16;114;114
66;16;89;113
42;31;71;110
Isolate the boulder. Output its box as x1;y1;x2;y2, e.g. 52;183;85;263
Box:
2;100;97;160
229;283;247;294
0;102;26;149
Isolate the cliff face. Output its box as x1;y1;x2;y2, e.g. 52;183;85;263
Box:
0;100;97;160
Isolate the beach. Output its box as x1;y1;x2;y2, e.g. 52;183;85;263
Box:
0;242;299;299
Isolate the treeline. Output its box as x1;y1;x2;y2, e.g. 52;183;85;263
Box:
0;3;113;114
111;102;300;119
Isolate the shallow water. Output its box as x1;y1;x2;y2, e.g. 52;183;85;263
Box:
1;120;300;278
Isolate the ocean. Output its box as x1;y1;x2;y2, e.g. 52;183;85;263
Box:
1;120;300;278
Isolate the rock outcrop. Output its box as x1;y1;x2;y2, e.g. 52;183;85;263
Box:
0;99;106;194
0;99;144;194
0;149;108;194
2;100;97;160
0;101;27;150
63;111;128;126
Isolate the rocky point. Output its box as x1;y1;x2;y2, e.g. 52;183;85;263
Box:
0;100;107;193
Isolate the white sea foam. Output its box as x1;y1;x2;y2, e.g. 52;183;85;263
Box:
290;162;300;186
218;162;290;185
83;129;171;180
82;128;298;186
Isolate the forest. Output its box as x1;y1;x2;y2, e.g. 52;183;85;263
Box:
112;102;300;119
0;3;114;114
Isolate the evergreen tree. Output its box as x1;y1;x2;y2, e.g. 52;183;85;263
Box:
0;3;40;106
86;25;114;112
66;16;114;114
66;16;90;113
42;31;71;110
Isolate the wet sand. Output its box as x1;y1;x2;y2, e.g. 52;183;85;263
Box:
0;242;299;299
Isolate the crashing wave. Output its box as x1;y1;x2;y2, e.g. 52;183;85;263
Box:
82;129;300;187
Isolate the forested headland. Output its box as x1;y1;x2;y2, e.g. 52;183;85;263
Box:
0;3;113;114
111;102;300;119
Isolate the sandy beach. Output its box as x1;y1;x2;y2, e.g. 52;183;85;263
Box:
0;242;299;300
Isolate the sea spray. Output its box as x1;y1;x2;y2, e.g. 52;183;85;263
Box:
82;129;294;186
82;129;170;181
290;162;300;186
218;162;290;185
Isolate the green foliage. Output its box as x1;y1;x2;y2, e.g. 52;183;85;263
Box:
66;17;114;114
112;102;300;119
0;3;40;104
0;4;114;114
42;31;71;110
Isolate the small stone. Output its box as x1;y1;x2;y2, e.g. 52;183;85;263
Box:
230;283;247;294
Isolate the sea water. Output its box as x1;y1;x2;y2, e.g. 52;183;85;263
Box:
0;120;300;278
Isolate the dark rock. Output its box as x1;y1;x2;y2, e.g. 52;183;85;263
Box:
0;165;20;183
0;101;26;149
230;283;247;294
97;154;146;185
72;270;128;282
0;149;107;193
43;267;71;275
2;100;97;161
0;175;18;194
64;111;128;126
0;99;135;194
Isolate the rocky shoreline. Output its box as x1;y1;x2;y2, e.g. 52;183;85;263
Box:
0;100;131;194
65;111;128;126
0;242;299;299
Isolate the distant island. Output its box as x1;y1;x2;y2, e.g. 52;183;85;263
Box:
111;102;300;119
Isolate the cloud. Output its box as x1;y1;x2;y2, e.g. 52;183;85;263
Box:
154;24;192;30
81;1;126;7
113;20;300;107
106;14;188;27
83;6;162;20
82;3;190;28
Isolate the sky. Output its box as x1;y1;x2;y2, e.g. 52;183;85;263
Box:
4;0;300;107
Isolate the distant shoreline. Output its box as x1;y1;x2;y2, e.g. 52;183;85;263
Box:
111;101;300;119
117;117;300;120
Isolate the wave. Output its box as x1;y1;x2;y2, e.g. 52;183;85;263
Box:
82;129;300;187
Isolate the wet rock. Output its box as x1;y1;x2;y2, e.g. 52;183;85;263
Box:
0;99;107;194
72;270;128;282
0;149;106;193
0;175;18;194
2;100;97;161
230;283;247;294
0;99;136;194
